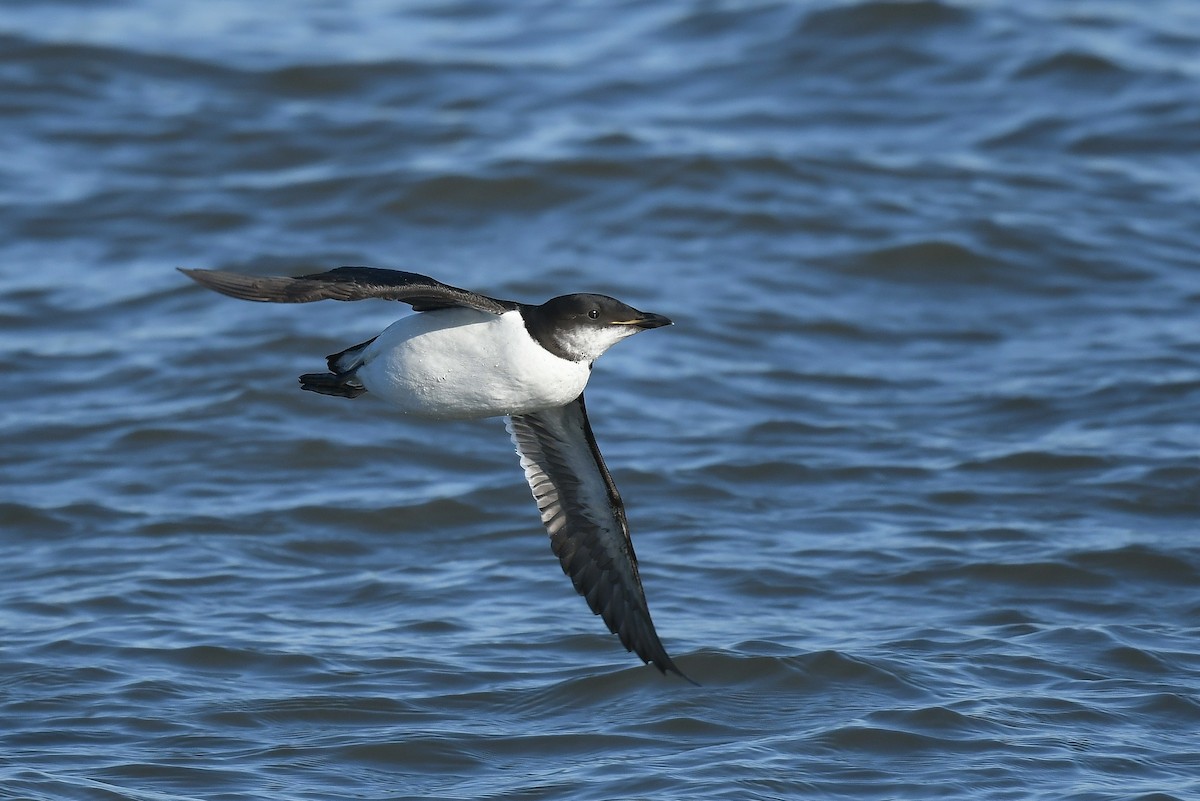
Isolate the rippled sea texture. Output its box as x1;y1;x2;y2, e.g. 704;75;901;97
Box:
3;1;1199;799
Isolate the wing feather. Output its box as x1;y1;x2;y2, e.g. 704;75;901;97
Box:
179;266;517;314
507;394;690;681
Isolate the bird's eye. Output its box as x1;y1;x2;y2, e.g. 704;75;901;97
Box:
588;308;599;320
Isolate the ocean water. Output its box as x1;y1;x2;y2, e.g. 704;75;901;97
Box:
2;1;1199;799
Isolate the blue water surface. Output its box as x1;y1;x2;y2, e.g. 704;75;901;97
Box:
1;2;1198;799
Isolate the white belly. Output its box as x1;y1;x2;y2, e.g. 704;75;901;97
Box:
355;309;591;419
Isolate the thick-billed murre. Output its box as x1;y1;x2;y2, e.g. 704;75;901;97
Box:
180;266;691;681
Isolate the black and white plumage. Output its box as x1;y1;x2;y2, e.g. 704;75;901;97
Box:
181;266;690;681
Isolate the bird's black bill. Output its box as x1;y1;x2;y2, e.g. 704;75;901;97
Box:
629;312;672;329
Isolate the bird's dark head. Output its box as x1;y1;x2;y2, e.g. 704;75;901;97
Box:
525;293;672;362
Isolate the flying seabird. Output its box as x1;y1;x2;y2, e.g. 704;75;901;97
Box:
181;266;691;681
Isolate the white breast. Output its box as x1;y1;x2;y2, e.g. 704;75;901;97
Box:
355;309;591;419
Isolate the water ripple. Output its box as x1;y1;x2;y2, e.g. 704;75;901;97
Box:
4;1;1200;799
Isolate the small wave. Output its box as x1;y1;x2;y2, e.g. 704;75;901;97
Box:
1069;119;1200;157
1100;645;1173;675
149;643;327;674
1130;692;1200;723
337;738;489;772
979;114;1073;150
0;33;237;86
833;240;1016;287
0;502;74;537
694;459;932;488
791;318;879;341
204;694;419;729
2;501;133;540
898;559;1110;590
797;0;972;37
1073;545;1199;586
1013;50;1136;83
291;496;493;532
744;419;857;440
673;648;929;698
382;171;586;218
661;3;792;43
958;450;1113;473
263;58;487;98
814;722;1004;755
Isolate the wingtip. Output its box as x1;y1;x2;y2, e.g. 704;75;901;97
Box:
650;652;699;686
669;665;701;687
176;266;290;302
177;267;216;286
177;267;233;294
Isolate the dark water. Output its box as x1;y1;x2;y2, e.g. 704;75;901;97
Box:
3;1;1199;798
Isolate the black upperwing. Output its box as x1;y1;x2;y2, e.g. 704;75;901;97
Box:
507;394;692;682
179;266;519;314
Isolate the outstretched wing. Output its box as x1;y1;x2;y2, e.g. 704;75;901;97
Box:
179;266;518;314
507;394;690;681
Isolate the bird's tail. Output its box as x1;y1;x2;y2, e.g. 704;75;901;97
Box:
299;372;366;398
298;336;376;399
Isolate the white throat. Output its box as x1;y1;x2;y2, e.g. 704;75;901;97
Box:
552;324;640;363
